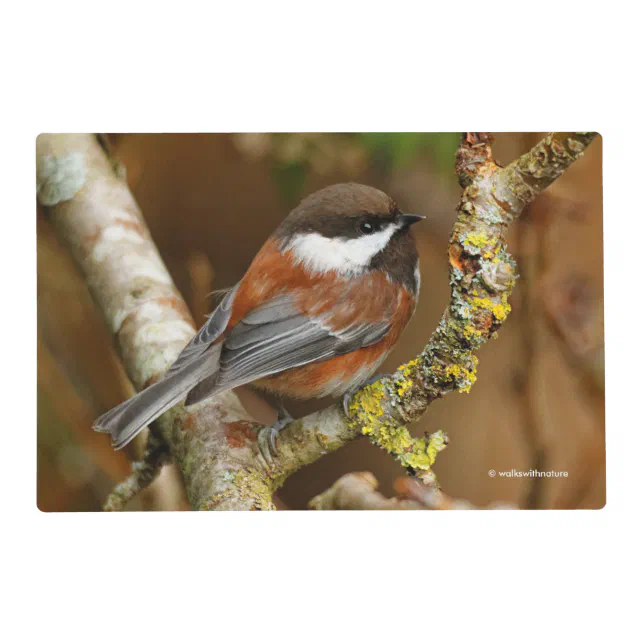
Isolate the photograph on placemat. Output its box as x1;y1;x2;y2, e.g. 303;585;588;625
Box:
36;133;603;511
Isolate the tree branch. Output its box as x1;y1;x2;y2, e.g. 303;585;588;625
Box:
37;134;278;510
103;431;170;511
37;132;596;510
308;473;514;510
309;473;424;510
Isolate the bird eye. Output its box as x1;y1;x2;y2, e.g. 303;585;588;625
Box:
359;219;379;235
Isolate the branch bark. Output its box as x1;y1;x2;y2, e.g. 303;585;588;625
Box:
308;473;514;510
309;473;424;510
37;132;596;510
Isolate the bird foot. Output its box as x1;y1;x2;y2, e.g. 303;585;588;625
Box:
257;400;293;465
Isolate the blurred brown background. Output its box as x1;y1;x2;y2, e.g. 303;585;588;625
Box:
37;133;604;511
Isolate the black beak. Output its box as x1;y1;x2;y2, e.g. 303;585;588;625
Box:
399;214;425;227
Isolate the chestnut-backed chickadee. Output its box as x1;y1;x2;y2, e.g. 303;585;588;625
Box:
94;183;424;456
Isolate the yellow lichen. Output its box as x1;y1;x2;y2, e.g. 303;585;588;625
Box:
430;359;478;393
397;357;420;375
348;381;411;450
391;358;420;397
463;324;484;341
471;295;511;322
315;432;328;449
395;358;418;396
427;429;448;458
373;424;414;453
347;376;447;474
200;468;275;510
348;381;387;436
233;468;275;509
399;430;448;470
463;232;490;249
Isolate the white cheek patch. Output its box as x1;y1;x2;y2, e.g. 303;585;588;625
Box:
284;225;399;276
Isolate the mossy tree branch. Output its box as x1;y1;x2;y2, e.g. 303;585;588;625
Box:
37;132;596;510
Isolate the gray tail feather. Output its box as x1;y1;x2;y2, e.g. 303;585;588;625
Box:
184;372;221;407
93;353;217;450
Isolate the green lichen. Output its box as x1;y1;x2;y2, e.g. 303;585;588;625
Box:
451;288;473;319
449;266;464;286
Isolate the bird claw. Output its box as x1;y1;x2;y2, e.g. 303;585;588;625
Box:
257;426;280;464
257;400;293;465
342;391;355;418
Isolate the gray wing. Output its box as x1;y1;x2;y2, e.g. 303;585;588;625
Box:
165;283;238;376
212;293;391;393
